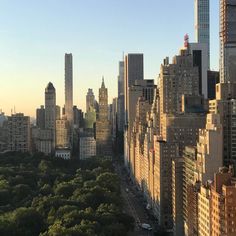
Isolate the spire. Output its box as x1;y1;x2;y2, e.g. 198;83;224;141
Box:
101;76;105;88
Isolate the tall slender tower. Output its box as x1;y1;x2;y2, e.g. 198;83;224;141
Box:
220;0;236;83
45;82;56;130
65;53;73;124
86;88;95;113
194;0;210;68
96;77;112;157
45;82;56;151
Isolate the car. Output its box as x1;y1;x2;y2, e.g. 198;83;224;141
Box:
141;223;152;231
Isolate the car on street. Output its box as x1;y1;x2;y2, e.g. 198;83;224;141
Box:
141;223;152;231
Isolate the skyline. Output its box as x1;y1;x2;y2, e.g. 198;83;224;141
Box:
0;0;219;117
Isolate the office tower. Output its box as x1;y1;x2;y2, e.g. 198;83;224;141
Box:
194;0;210;67
86;89;95;113
207;70;219;99
220;0;236;83
96;78;112;157
56;105;61;120
7;113;30;152
56;118;69;148
189;42;208;98
124;54;144;124
65;53;73;123
36;105;45;129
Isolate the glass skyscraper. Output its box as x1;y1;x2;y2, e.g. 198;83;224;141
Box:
194;0;210;68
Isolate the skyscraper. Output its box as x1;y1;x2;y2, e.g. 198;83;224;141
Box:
45;82;56;131
65;53;73;123
124;53;144;124
96;78;112;157
86;88;95;113
118;61;124;97
194;0;210;67
36;105;45;129
45;82;56;152
220;0;236;83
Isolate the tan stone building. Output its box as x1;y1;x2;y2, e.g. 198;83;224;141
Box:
96;78;112;157
7;113;31;152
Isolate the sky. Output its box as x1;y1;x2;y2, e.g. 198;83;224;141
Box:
0;0;219;117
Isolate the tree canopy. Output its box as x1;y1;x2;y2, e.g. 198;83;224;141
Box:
0;152;134;236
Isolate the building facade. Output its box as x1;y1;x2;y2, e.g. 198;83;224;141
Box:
96;78;112;157
7;113;31;152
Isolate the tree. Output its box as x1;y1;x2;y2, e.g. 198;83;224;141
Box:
12;207;45;236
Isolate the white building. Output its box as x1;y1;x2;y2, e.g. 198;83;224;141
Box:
55;148;71;160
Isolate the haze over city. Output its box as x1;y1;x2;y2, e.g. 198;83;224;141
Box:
0;0;219;117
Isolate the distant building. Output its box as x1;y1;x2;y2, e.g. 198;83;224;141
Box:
124;54;144;126
96;78;112;157
7;113;31;152
73;106;84;128
55;148;71;160
80;136;96;160
86;88;95;113
64;53;73;124
56;118;69;148
36;105;45;129
56;105;61;120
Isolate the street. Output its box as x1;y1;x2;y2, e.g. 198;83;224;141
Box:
115;162;155;236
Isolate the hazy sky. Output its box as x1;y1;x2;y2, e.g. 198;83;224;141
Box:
0;0;219;117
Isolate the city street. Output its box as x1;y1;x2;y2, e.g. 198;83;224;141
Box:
115;162;155;236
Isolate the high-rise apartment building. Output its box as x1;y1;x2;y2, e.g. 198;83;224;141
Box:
194;0;210;67
159;49;200;116
7;113;31;152
209;83;236;169
211;167;236;236
220;0;236;83
96;78;112;157
65;53;73;123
